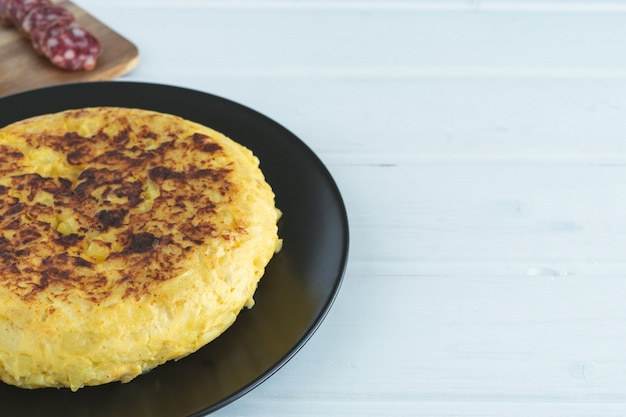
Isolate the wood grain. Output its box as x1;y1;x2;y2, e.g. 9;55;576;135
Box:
0;0;138;98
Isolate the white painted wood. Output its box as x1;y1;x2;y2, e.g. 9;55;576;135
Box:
73;0;626;415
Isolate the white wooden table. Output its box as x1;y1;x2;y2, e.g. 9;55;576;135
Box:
77;1;626;415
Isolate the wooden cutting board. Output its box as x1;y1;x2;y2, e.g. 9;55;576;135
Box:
0;0;139;98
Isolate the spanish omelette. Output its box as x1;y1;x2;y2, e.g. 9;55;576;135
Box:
0;107;281;391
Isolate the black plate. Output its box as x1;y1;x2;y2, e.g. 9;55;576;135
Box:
0;82;349;417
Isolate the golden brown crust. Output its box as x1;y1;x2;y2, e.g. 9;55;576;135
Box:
0;109;244;302
0;107;280;390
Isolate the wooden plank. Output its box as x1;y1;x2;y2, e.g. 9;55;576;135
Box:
0;0;139;97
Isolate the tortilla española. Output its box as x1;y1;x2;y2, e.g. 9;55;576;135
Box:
0;107;281;391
